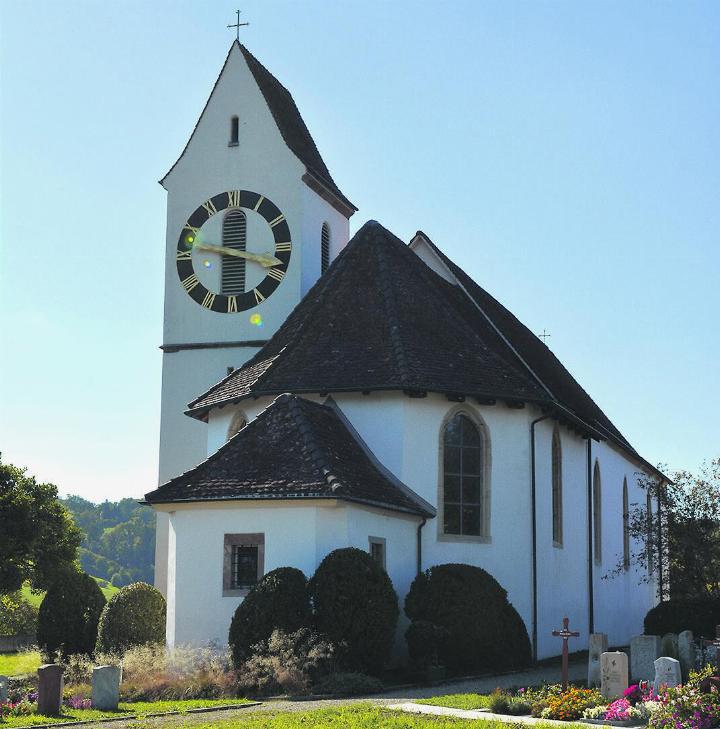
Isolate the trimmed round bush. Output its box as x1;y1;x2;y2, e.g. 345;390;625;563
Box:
96;582;166;654
404;563;531;673
309;547;399;675
37;569;106;657
644;598;720;638
228;567;311;667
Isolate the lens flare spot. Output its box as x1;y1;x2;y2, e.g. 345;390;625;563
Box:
249;313;263;327
203;259;212;268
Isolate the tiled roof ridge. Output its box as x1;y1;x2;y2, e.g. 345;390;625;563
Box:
375;235;412;388
283;395;344;494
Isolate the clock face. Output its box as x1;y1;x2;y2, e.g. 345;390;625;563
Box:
175;190;291;313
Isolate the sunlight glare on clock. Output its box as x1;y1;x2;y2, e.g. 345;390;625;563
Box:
249;313;263;327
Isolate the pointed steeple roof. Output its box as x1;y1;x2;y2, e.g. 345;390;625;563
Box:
145;393;433;516
160;42;356;216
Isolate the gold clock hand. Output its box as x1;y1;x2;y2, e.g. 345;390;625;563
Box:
194;242;281;268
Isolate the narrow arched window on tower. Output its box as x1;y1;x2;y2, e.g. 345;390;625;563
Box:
551;426;563;546
321;222;331;274
222;210;246;294
622;477;630;570
593;461;602;564
230;116;239;146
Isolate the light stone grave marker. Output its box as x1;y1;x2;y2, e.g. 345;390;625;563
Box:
601;651;629;699
653;656;682;692
588;633;608;688
92;665;122;711
678;630;694;680
37;664;64;716
0;675;8;703
630;635;661;682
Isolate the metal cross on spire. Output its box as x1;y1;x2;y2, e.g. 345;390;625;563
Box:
227;9;249;41
538;329;551;344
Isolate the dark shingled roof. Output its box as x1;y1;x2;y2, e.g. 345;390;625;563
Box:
187;220;549;415
186;220;660;475
145;394;434;516
161;42;356;214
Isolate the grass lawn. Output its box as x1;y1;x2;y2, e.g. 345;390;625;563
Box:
0;651;42;677
1;698;253;727
20;578;118;608
416;693;493;710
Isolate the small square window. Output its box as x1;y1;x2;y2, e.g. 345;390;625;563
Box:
223;533;264;596
368;537;386;569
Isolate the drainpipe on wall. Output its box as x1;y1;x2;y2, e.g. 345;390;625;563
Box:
416;517;427;575
587;438;595;636
530;414;551;662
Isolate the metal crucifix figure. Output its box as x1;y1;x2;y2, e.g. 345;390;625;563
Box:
552;617;580;690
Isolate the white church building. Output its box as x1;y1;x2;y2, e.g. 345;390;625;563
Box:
146;40;662;661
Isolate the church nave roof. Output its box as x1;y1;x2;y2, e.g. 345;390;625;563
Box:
144;393;434;517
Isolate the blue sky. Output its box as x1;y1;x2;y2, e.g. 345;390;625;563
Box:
1;1;718;502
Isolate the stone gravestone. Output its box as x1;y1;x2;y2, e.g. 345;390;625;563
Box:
678;631;694;680
630;635;661;682
37;664;64;716
0;675;8;703
601;651;629;699
92;665;122;711
654;656;682;693
588;633;609;688
661;633;679;659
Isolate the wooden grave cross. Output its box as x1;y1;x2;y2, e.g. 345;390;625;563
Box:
552;616;580;690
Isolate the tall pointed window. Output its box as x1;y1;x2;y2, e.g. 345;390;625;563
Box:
593;461;602;563
227;410;247;440
622;477;630;570
229;116;239;146
321;222;331;274
441;412;489;538
552;426;563;546
222;210;246;294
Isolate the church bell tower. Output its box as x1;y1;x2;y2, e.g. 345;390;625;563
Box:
155;40;356;575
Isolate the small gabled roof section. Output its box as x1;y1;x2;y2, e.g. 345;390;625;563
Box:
144;393;434;518
160;41;356;217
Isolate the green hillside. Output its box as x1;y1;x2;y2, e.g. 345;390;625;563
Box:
61;496;156;588
20;577;119;607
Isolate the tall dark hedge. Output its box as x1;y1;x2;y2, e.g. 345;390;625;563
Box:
644;598;720;638
37;569;106;657
95;582;166;654
405;563;531;673
309;548;399;675
228;567;311;667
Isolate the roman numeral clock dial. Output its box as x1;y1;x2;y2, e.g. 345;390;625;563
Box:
175;190;292;313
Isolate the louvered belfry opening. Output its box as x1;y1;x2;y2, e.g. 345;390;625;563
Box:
321;223;330;274
222;210;247;294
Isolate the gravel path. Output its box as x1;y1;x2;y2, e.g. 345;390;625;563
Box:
76;659;586;728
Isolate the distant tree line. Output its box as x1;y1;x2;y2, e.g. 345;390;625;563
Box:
61;495;156;587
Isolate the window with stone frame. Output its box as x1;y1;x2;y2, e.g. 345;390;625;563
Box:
223;533;264;596
229;115;239;146
368;536;386;569
551;426;563;546
321;222;331;274
441;412;488;538
227;409;247;440
622;477;630;570
593;461;602;564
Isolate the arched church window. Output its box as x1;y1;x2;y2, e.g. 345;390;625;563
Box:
230;116;239;146
321;223;331;274
552;426;563;546
227;410;247;440
441;412;489;538
222;210;247;295
622;477;630;570
593;461;602;563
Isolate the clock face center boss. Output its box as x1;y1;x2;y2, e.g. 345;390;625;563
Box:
176;190;292;313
